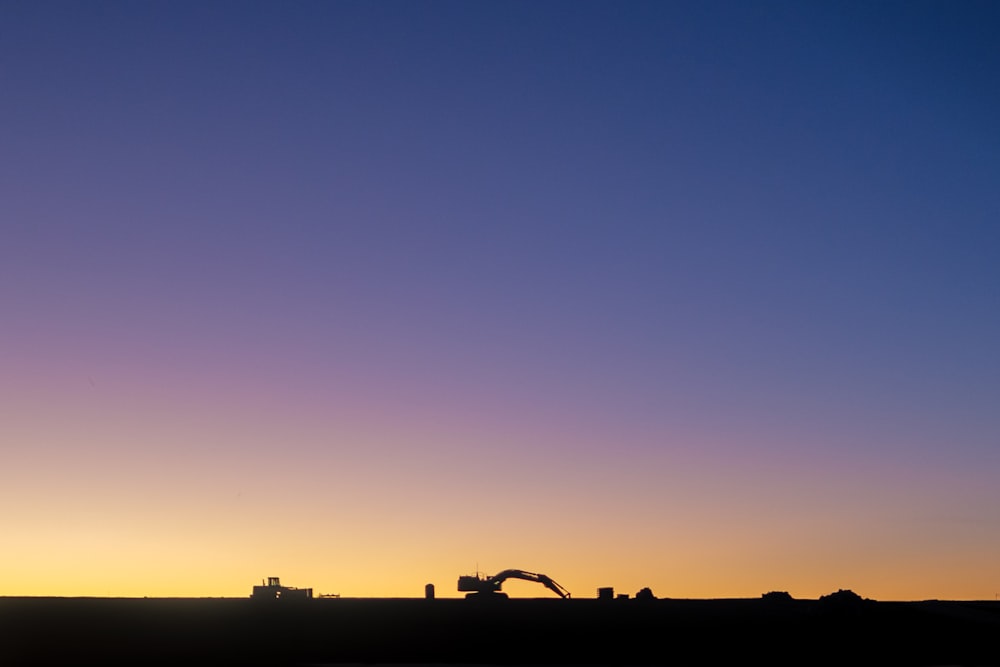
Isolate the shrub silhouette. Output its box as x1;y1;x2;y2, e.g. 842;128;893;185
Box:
818;589;871;615
761;590;794;602
635;587;656;601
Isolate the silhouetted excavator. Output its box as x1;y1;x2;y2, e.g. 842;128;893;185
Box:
457;569;571;599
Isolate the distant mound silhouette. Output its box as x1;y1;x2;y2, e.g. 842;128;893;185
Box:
818;588;871;612
761;590;794;602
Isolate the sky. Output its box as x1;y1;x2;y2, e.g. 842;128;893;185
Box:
2;0;999;601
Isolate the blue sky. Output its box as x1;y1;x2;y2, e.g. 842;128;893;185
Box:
2;1;999;599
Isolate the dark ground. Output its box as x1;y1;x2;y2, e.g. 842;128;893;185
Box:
2;596;999;666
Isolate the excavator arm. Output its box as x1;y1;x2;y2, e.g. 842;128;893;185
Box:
535;573;572;599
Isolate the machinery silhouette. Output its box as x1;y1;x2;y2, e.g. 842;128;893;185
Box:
251;576;313;600
457;569;571;599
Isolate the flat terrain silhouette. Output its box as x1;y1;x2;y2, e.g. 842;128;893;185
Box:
3;595;999;666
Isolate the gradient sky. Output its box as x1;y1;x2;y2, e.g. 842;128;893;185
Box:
2;1;999;601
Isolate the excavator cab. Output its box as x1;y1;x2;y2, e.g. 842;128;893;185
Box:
458;574;507;599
